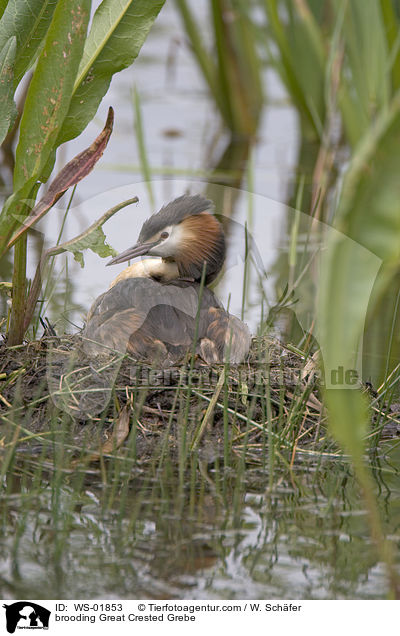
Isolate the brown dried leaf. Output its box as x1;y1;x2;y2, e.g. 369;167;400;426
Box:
7;106;114;249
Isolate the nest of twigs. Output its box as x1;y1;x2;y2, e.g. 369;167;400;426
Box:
0;334;398;464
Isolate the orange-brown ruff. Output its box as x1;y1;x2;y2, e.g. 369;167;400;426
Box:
83;195;251;364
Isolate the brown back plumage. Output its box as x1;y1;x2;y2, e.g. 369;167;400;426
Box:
83;277;250;364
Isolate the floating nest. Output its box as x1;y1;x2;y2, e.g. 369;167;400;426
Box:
0;334;398;464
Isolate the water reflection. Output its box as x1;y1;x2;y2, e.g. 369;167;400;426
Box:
1;453;399;599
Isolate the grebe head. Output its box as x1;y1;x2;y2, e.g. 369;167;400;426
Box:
107;194;226;284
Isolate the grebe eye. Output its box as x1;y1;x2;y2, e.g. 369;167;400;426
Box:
160;231;169;239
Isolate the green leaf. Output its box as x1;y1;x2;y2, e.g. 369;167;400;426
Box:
45;196;138;267
57;0;165;145
318;91;400;452
69;225;115;267
336;92;400;262
325;389;369;461
13;0;91;193
318;228;381;388
0;0;58;86
0;1;8;20
0;36;17;145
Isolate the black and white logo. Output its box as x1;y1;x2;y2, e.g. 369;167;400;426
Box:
3;602;50;633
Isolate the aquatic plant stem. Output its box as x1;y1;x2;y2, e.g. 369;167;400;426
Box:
7;234;27;346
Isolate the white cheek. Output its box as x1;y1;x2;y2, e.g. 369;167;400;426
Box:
149;224;183;257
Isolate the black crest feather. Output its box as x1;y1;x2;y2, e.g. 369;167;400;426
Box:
139;194;214;242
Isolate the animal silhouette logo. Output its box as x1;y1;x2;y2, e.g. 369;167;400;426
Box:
2;602;50;633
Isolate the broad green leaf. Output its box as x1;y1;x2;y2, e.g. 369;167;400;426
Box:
0;36;17;145
13;0;91;193
0;0;90;252
57;0;165;145
318;228;381;388
325;388;369;461
0;1;7;20
318;91;400;452
336;92;400;262
0;0;58;86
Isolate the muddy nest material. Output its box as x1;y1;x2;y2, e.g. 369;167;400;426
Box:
0;335;397;462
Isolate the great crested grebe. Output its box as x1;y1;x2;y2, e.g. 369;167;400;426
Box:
83;195;251;364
